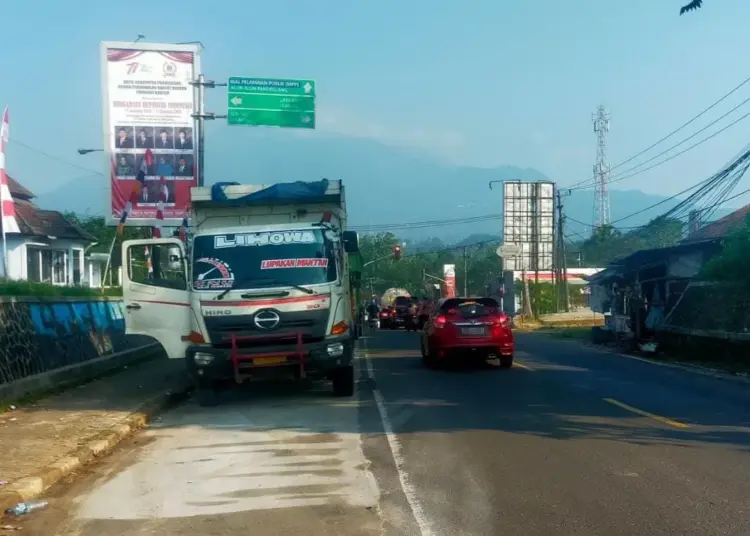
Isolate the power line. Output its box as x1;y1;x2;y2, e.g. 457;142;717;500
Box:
8;139;103;177
566;73;750;191
580;109;750;193
600;97;750;185
351;213;501;232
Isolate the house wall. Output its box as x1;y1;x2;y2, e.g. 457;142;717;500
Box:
0;235;30;279
0;237;89;284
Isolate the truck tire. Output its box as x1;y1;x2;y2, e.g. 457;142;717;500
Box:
332;365;355;397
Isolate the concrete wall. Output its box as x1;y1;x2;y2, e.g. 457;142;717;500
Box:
0;297;156;388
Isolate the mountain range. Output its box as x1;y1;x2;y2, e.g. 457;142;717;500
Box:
33;132;726;243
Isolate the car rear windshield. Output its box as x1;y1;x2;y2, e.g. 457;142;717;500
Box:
440;298;500;317
394;297;411;306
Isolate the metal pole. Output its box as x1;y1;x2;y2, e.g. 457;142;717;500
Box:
195;73;205;187
463;246;468;296
1;204;7;278
100;232;118;292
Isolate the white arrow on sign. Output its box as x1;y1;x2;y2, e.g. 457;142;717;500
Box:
496;244;522;257
230;96;242;106
303;82;312;94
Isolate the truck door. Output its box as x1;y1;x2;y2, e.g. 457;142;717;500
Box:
121;238;192;359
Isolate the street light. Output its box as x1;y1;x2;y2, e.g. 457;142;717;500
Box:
77;148;103;155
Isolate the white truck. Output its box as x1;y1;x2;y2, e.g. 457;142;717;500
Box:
120;179;360;406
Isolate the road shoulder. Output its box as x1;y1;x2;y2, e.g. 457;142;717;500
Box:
0;356;192;512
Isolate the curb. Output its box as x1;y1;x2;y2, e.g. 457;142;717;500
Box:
0;373;194;513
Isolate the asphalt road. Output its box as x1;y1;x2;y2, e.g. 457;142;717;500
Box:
15;329;750;535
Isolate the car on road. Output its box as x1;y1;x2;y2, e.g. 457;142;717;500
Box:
420;297;514;368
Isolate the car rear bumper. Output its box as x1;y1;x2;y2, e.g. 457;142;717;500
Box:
430;340;514;358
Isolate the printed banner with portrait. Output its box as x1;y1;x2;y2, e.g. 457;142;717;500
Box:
101;41;201;226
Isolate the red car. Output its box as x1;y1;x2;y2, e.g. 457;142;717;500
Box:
420;297;514;368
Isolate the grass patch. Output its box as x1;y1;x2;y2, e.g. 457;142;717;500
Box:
0;279;122;298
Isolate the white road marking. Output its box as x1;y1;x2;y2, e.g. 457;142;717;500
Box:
360;338;435;536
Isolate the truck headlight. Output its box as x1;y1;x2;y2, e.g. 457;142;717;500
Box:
194;352;214;365
326;342;344;357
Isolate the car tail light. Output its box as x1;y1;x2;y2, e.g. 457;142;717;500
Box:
434;315;447;328
492;315;510;326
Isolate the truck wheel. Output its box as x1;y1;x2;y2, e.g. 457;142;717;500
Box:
332;365;355;397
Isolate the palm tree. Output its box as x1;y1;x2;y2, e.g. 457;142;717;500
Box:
680;0;702;15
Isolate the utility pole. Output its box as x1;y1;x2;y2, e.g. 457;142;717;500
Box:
556;189;570;312
463;246;468;297
592;105;611;229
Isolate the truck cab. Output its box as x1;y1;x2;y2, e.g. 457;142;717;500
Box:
120;179;359;405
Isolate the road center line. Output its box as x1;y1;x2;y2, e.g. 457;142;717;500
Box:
360;339;435;536
514;361;533;371
604;397;690;429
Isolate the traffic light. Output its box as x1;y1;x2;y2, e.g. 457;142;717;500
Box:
393;245;401;260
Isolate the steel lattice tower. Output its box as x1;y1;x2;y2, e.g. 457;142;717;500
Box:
592;105;611;228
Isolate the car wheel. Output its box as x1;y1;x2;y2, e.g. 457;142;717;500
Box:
500;355;514;369
332;365;355;397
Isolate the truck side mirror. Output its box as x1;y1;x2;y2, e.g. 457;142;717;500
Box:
167;246;183;271
342;231;359;253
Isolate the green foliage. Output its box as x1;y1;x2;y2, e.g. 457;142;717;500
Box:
573;217;684;267
0;279;122;298
359;232;502;297
700;214;750;292
64;212;149;253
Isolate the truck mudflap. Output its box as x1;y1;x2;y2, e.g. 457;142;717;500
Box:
229;332;306;383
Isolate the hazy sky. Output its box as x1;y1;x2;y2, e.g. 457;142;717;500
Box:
1;0;749;205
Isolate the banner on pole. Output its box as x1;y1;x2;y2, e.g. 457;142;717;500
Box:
101;41;201;227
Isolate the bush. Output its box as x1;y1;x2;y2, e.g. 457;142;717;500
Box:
0;279;123;298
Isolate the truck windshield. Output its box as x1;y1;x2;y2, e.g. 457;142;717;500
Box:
191;229;337;291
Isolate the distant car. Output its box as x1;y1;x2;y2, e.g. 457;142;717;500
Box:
420;297;514;369
379;307;395;329
391;296;414;329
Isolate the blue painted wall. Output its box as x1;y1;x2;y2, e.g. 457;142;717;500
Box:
0;299;149;385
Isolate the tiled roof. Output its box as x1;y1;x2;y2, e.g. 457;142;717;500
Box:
685;205;750;242
6;175;34;201
0;178;95;242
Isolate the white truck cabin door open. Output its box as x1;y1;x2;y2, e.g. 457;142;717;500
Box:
121;238;192;359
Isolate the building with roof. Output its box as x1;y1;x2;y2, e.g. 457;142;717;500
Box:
0;176;97;284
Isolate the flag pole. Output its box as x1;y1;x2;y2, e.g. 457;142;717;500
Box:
0;107;9;278
101;232;118;292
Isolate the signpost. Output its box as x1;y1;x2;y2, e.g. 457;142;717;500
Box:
227;77;316;129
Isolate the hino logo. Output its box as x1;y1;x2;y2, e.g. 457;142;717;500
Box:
254;309;281;330
205;309;231;316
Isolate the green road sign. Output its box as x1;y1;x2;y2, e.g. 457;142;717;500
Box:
227;77;316;129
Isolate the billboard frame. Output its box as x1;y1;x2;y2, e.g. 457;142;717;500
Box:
502;180;556;272
100;41;202;228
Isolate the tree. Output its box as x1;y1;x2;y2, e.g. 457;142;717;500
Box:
358;233;501;297
700;214;750;291
680;0;703;15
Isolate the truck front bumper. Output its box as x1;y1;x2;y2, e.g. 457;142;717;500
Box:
186;333;354;383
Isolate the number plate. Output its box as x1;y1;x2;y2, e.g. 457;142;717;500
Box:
461;327;486;336
254;356;288;365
